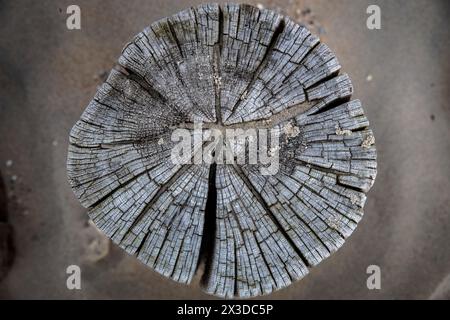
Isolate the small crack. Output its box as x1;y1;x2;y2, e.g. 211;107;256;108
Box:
232;164;311;268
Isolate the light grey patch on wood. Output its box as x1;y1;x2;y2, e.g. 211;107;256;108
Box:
67;3;377;299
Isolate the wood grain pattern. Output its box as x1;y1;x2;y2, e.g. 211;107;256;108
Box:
67;3;377;298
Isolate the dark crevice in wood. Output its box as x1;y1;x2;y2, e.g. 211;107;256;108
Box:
304;69;340;90
69;141;102;149
350;126;370;133
336;180;366;193
93;98;118;112
198;161;217;284
307;96;351;116
79;118;103;129
232;165;311;268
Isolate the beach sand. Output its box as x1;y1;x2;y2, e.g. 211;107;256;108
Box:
0;0;449;299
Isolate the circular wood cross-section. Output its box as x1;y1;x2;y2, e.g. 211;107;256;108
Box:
67;3;377;298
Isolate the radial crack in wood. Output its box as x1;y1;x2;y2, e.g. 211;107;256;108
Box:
67;3;377;298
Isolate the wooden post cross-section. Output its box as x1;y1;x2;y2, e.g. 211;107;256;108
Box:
67;3;377;298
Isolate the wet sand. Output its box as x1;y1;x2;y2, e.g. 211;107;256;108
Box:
0;0;449;299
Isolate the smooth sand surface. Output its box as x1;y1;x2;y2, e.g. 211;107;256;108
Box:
0;0;449;299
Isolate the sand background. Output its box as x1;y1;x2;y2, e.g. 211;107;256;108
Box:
0;0;449;299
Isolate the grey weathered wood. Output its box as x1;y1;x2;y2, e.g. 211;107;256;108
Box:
67;3;377;298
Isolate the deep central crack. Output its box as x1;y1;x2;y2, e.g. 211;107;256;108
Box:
197;160;217;283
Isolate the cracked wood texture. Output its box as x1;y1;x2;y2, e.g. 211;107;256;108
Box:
67;3;377;298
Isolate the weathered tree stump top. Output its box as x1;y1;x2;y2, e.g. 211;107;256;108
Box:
67;3;377;298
